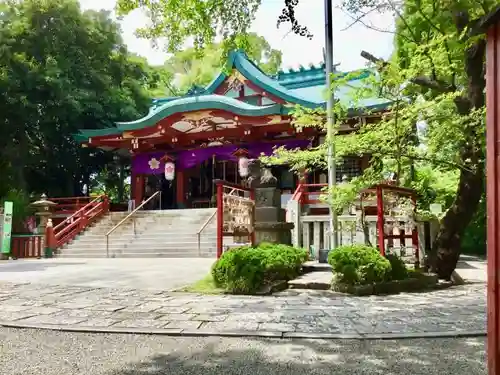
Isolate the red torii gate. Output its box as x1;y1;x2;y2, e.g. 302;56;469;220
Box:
485;6;500;375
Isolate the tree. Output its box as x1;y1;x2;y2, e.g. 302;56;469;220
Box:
0;0;157;200
338;0;495;279
115;0;306;55
163;33;282;93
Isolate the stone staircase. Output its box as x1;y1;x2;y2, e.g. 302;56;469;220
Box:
57;208;218;258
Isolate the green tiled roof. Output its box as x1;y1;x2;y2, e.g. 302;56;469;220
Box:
74;50;392;142
116;95;289;131
75;95;290;140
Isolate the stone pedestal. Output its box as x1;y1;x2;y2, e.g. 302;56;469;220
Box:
253;187;294;246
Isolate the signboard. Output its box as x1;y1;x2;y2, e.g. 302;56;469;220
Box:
1;201;13;254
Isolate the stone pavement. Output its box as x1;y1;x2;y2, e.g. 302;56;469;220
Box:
0;281;486;339
454;255;487;283
0;258;214;290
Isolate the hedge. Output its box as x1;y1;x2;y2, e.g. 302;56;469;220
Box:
211;243;308;294
328;244;393;285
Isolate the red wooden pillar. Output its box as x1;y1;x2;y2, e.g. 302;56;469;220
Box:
411;194;420;268
130;155;136;204
298;168;308;204
250;188;256;246
216;182;223;258
176;169;185;208
486;20;500;375
376;185;385;256
134;175;144;207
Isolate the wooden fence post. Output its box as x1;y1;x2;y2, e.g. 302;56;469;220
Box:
44;219;56;258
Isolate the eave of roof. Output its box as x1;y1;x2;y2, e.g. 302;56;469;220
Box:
75;94;291;140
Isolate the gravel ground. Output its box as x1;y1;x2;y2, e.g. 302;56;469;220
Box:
0;328;486;375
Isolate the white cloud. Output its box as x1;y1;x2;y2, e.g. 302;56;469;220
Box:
79;0;395;70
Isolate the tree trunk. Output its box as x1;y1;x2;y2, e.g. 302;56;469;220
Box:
430;166;484;279
428;28;487;280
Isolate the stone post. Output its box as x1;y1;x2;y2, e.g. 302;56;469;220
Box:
246;160;294;245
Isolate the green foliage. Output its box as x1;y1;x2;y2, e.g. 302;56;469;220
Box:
116;0;263;54
163;33;282;93
211;243;308;294
461;195;486;255
0;0;158;199
385;253;409;281
0;190;33;231
328;245;392;285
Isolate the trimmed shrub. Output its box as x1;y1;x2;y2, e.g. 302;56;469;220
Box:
211;243;308;294
385;253;409;280
328;244;392;285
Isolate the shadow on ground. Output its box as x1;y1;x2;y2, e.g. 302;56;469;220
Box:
108;336;486;375
0;261;82;273
0;328;486;375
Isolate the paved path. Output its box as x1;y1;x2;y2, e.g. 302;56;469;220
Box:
455;255;487;283
0;258;214;290
0;328;486;375
0;281;486;338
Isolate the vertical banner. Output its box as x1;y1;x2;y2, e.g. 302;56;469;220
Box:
1;201;13;254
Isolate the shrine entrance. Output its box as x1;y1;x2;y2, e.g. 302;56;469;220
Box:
187;157;242;208
144;174;176;210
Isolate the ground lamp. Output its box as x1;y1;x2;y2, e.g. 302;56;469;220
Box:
30;194;57;258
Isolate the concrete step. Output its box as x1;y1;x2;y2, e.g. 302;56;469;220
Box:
60;246;217;254
288;272;332;290
72;234;217;242
59;208;218;259
58;252;216;259
77;231;216;240
302;261;332;273
64;242;217;251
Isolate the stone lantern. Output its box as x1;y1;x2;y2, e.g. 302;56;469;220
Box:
31;194;57;235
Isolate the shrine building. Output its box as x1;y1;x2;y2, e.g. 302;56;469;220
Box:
75;50;392;209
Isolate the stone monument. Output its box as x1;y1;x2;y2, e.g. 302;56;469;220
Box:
246;159;294;245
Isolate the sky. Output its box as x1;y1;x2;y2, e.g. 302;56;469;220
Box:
79;0;395;72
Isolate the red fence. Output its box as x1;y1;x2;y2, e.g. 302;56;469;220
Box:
11;235;44;258
291;183;327;205
51;196;95;216
291;182;419;265
52;195;109;249
215;180;255;258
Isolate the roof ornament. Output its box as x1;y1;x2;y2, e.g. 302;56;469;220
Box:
186;85;206;96
226;75;244;93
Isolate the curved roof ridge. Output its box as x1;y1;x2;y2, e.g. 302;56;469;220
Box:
115;94;288;131
230;51;323;107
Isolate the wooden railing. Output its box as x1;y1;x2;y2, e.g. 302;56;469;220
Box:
197;209;217;256
287;183;438;266
291;183;328;206
294;214;435;266
51;196;95;216
215;180;255;258
53;195;109;249
105;191;161;258
11;234;44;259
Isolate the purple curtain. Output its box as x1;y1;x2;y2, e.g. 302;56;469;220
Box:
132;139;310;175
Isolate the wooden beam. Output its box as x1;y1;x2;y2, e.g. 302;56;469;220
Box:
486;21;500;375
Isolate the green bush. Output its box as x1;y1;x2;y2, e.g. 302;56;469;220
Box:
385;253;409;280
328;245;392;285
211;242;308;294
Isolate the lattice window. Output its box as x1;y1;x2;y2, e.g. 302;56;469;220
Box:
336;157;362;182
